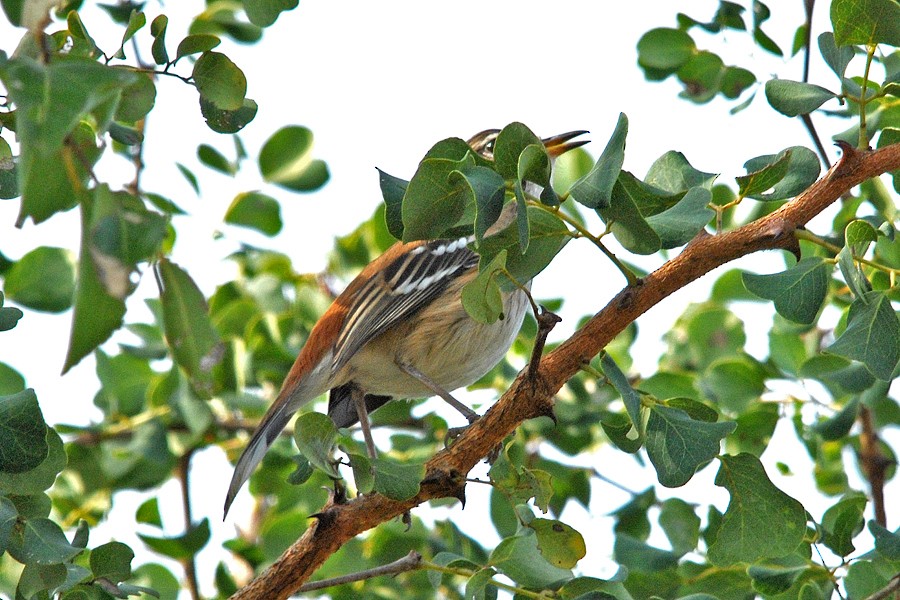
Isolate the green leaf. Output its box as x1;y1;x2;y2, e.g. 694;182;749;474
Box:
7;517;81;564
465;567;496;600
116;9;146;59
0;428;66;495
659;498;701;556
199;97;258;134
17;562;67;598
90;541;133;583
63;191;129;373
813;398;860;440
748;563;807;595
601;175;661;255
613;533;679;571
637;28;696;71
752;1;782;55
258;125;329;192
818;32;854;78
600;353;643;438
844;561;890;599
742;146;820;200
868;520;900;560
742;257;829;324
645;150;717;193
1;57;135;225
243;0;299;27
846;219;879;256
820;492;866;556
645;186;714;248
157;259;224;397
569;112;627;209
490;531;573;588
448;165;505;246
727;402;779;456
737;149;792;197
461;249;507;324
0;496;17;554
225;192;283;236
192;51;247;110
198;143;234;175
136;498;162;527
827;291;900;380
150;14;169;65
372;457;424;500
401;152;474;241
0;362;25;394
377;168;408;239
645;405;735;487
721;66;756;99
347;453;373;494
293;412;339;478
287;454;314;486
90;187;167;267
765;79;837;117
707;453;806;565
0;306;23;332
175;34;221;61
475;206;570;287
0;389;48;474
138;519;210;559
530;518;586;569
492;122;543;180
831;0;900;46
4;246;75;313
700;355;767;414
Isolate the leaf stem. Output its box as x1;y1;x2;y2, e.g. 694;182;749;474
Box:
527;200;639;285
858;44;877;149
795;229;900;276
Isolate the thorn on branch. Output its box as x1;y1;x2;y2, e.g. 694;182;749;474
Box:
832;140;865;179
527;306;561;383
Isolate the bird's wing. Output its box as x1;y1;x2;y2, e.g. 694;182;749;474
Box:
331;237;478;373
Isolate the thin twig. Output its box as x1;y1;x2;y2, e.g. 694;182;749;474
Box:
863;573;900;600
178;449;202;600
798;0;833;169
592;468;640;497
857;405;890;527
298;550;422;592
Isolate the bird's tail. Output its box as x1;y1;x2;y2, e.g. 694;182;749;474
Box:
223;399;294;518
224;328;335;518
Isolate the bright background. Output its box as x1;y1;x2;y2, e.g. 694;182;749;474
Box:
2;0;897;596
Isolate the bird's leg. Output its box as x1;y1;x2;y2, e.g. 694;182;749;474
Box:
396;362;479;424
350;384;378;459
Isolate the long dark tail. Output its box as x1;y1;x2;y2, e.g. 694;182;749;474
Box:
223;401;293;518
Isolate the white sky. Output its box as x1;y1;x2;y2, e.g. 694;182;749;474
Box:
1;0;897;597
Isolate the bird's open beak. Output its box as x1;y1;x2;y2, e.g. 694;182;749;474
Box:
542;130;590;157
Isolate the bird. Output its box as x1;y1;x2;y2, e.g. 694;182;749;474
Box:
223;128;589;517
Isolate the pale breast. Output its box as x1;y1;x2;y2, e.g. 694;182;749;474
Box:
341;285;529;399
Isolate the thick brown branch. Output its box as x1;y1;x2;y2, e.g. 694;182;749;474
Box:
231;142;900;600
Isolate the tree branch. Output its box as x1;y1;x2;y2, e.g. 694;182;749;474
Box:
297;550;422;592
858;404;890;527
230;142;900;600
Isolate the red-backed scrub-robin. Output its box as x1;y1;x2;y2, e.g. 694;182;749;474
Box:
224;129;588;517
